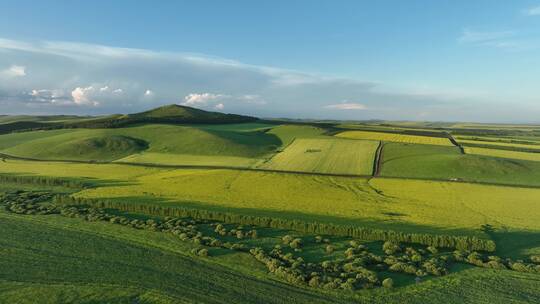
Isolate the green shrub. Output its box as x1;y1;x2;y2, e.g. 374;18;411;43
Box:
382;278;394;288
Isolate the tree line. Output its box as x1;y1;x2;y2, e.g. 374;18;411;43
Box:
53;195;496;252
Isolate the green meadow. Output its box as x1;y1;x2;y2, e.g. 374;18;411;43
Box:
1;105;540;303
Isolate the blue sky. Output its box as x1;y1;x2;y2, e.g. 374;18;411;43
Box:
1;0;539;122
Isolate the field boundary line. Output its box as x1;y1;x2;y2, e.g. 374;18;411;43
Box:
372;141;384;176
447;133;465;154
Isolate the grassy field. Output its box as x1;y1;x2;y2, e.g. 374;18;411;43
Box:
2;202;539;304
0;210;345;304
336;130;453;146
464;147;540;162
118;153;261;167
259;138;378;175
380;143;540;187
3;159;540;241
0;124;280;164
267;124;327;147
1;111;540;303
455;135;540;146
457;139;540;152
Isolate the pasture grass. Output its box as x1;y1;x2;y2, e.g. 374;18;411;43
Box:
381;143;540;187
117;152;260;168
465;147;540;162
336;130;453;146
0;124;281;161
2;159;540;238
259;138;378;175
267;124;327;147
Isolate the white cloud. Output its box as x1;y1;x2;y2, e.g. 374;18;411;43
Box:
457;29;536;51
183;93;226;106
71;86;99;106
1;65;26;77
113;88;123;94
524;5;540;16
214;103;224;110
99;86;109;92
324;103;367;110
144;89;154;96
458;29;514;44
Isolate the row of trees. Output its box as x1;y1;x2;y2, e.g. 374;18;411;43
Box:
53;195;497;252
0;174;87;189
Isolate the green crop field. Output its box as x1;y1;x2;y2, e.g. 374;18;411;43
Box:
457;139;540;151
259;138;378;175
465;147;540;162
379;143;540;187
336;130;453;146
1;105;540;303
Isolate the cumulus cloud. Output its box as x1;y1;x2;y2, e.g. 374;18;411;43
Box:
214;103;224;110
182;93;226;106
71;86;99;106
324;103;367;110
1;65;26;77
144;89;154;96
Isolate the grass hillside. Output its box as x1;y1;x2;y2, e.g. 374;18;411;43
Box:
267;124;327;147
69;104;258;128
0;124;280;163
380;143;540;187
5;135;147;161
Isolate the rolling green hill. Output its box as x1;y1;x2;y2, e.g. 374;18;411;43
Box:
0;124;280;163
69;104;258;128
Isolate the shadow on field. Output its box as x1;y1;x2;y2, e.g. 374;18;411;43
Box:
88;195;488;239
488;229;540;258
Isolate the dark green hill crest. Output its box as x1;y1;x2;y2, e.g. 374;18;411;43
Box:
73;104;258;128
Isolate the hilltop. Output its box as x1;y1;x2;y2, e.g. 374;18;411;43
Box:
0;104;258;133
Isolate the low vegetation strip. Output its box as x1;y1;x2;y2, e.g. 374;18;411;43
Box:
459;140;540;153
465;147;540;162
336;130;453;146
372;142;384;176
53;195;496;252
259;138;378;175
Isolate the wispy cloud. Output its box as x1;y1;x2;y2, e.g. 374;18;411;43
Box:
458;29;518;49
524;5;540;16
324;102;367;110
1;65;26;77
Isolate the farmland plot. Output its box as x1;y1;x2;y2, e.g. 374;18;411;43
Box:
259;138;378;175
465;147;540;162
336;130;453;146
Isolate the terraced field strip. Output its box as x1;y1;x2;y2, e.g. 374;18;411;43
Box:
457;139;540;151
464;147;540;162
336;130;453;146
259;138;379;175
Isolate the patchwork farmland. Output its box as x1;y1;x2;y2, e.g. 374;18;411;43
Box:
1;104;539;303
